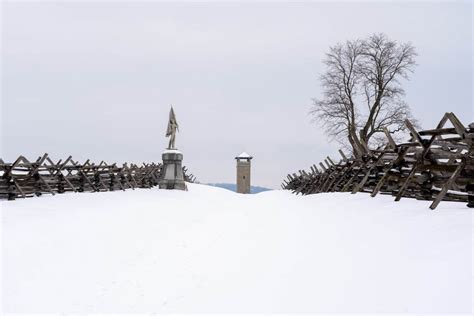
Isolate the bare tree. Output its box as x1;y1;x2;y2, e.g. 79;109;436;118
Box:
311;33;418;157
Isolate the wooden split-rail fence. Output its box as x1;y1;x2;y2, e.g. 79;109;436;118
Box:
0;154;196;200
282;112;474;210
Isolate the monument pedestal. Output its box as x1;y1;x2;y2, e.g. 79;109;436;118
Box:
159;149;186;190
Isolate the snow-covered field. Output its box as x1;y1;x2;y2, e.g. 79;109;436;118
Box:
1;183;472;313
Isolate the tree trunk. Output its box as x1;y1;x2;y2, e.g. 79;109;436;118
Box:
348;127;365;157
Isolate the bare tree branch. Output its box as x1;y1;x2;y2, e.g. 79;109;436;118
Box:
310;33;417;156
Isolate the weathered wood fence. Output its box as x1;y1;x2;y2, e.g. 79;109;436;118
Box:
282;112;474;210
0;154;196;200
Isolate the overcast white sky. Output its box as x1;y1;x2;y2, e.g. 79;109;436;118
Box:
1;1;472;188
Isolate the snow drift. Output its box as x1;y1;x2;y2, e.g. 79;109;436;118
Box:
1;183;472;313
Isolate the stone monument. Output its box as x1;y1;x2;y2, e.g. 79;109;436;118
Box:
159;106;186;190
235;152;252;194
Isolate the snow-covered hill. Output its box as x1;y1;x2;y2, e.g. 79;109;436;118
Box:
2;183;472;313
206;182;272;193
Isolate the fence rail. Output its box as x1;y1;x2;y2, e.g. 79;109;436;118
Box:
282;112;474;210
0;154;196;200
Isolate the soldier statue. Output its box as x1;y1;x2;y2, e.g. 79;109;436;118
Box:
166;106;179;149
160;105;186;190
